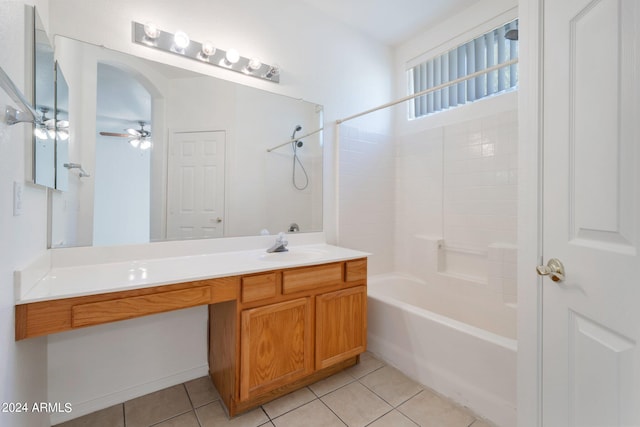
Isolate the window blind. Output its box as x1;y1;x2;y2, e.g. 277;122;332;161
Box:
408;19;518;119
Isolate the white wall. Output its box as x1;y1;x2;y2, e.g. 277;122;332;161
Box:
45;0;393;423
0;2;49;427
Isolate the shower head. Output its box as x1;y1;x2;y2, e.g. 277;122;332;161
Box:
505;29;518;41
291;125;303;148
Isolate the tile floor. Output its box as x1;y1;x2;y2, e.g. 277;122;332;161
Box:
54;352;494;427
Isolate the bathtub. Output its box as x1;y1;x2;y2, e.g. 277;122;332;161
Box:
367;273;517;427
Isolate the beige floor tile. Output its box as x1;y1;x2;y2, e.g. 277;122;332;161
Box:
54;404;124;427
345;352;385;379
359;365;423;407
262;387;317;419
185;376;221;408
321;381;392;427
398;389;475;427
124;384;192;427
196;401;268;427
308;370;355;397
153;411;200;427
271;399;345;427
367;409;419;427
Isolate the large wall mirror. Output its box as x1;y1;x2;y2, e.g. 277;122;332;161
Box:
50;36;323;248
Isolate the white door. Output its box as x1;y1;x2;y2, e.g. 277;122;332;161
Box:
542;0;640;425
167;131;225;240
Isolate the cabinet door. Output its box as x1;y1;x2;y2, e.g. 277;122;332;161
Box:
315;286;367;370
240;297;313;401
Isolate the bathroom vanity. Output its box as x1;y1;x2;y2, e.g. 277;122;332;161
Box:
210;258;367;415
14;241;367;417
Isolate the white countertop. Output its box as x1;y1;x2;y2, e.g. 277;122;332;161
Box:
16;243;368;304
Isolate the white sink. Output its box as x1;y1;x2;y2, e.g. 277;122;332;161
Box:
258;248;330;263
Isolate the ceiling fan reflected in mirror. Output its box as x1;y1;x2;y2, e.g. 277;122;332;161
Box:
99;121;152;150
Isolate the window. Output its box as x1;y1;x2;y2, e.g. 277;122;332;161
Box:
407;19;518;119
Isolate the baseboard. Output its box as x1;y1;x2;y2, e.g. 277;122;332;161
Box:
49;365;209;425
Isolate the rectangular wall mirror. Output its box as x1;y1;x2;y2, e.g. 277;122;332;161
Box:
50;36;323;248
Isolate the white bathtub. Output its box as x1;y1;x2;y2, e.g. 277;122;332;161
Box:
367;273;517;427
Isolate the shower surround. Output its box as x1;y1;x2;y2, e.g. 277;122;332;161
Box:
338;101;519;426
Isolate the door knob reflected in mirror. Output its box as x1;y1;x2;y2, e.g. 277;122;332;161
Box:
536;258;565;282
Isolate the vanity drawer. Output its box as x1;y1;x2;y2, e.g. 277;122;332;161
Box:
345;259;367;282
71;286;211;328
241;272;278;303
282;263;343;295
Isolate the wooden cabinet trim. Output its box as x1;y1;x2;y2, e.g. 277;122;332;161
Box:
282;263;343;295
71;286;212;328
241;272;279;303
345;259;367;283
15;276;239;340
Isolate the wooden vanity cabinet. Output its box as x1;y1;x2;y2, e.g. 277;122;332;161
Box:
240;297;314;401
315;286;367;370
209;258;367;417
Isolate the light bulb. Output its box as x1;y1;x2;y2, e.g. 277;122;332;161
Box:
140;139;152;150
130;138;140;148
34;127;48;140
56;120;69;129
57;130;69;141
174;31;190;50
225;48;240;65
201;41;216;57
143;22;160;40
247;57;262;72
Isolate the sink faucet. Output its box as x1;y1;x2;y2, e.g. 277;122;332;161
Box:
266;232;289;253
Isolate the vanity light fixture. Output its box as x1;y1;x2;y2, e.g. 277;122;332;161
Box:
132;21;280;83
199;41;216;60
223;48;240;66
244;57;262;74
143;22;160;41
265;65;280;79
173;30;190;52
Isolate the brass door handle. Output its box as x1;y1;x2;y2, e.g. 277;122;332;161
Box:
536;258;565;282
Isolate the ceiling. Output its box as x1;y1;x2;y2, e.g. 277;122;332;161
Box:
300;0;479;45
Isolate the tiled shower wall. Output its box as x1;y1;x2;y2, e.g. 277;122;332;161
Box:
339;124;395;275
443;111;518;251
338;107;518;291
395;109;518;286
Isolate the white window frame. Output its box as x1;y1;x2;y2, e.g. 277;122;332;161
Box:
407;19;518;119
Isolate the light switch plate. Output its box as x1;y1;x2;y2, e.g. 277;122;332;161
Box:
13;181;23;216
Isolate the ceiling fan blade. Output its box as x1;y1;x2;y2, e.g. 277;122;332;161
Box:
99;132;130;137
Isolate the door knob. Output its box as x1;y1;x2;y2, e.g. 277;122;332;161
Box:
536;258;565;282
